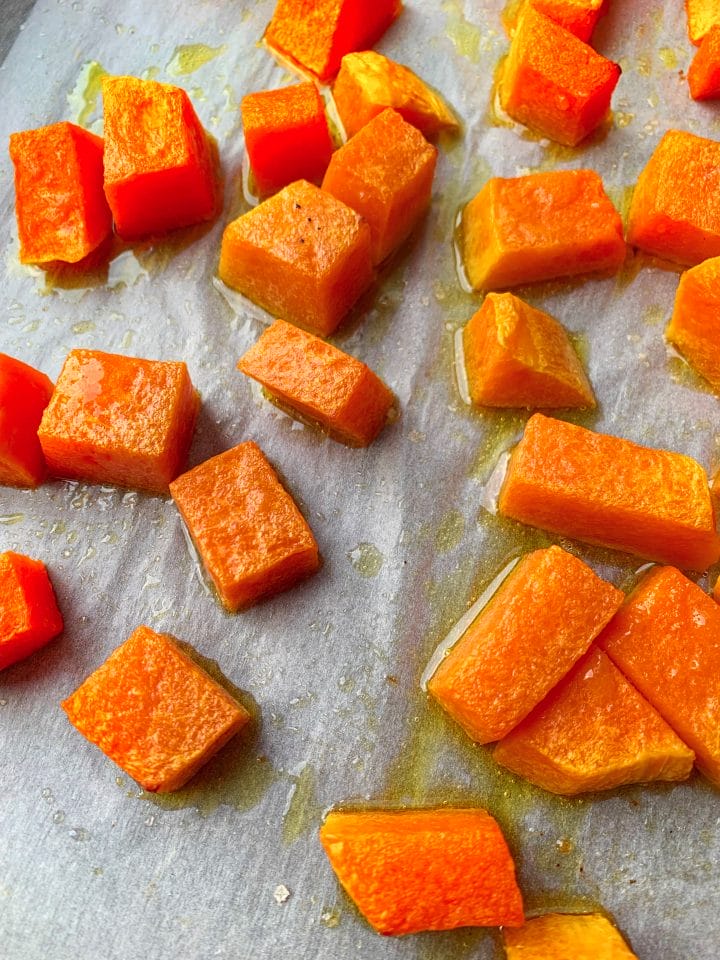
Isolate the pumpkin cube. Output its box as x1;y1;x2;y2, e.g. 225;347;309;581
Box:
504;0;607;42
0;354;54;488
688;25;720;99
0;552;63;671
686;0;720;45
666;256;720;392
504;913;639;959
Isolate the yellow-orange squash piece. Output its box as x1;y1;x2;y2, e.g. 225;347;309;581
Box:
504;912;639;960
319;808;524;935
626;129;720;266
219;180;373;336
462;292;595;408
332;51;458;139
0;354;54;488
0;552;63;671
238;319;395;446
686;0;720;45
170;441;319;611
62;625;249;792
666;256;720;392
500;5;620;147
9;121;112;264
494;646;694;795
322;108;437;264
461;170;625;291
427;546;623;744
504;0;607;41
498;413;720;570
688;24;720;99
598;565;720;786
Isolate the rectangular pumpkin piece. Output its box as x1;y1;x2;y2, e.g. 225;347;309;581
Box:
62;625;250;792
238;319;395;446
0;353;54;488
597;565;720;786
427;545;623;744
0;552;63;671
169;441;319;611
319;808;524;935
498;413;720;570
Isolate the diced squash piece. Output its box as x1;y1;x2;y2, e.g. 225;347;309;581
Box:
462;292;595;409
686;0;720;45
169;441;319;611
504;913;639;960
494;646;694;795
500;5;620;146
219;179;373;336
427;546;622;744
38;349;199;494
241;83;334;197
0;354;54;488
62;625;249;792
626;129;720;266
598;565;720;786
508;0;607;41
265;0;402;82
498;413;720;570
9;121;112;265
102;75;218;239
238;319;395;446
332;51;458;140
0;552;63;671
322;108;437;264
688;25;720;99
319;808;524;935
461;170;625;291
666;256;720;392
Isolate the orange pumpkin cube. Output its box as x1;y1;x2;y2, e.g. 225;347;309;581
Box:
505;0;607;42
504;913;639;960
218;179;373;336
461;169;625;291
462;292;595;409
0;354;54;488
62;625;250;792
686;0;720;45
688;25;720;99
169;441;319;611
265;0;402;82
500;5;621;147
322;108;437;264
102;75;218;239
666;256;720;392
9;121;112;264
0;552;63;671
38;349;199;494
238;319;395;446
626;129;720;266
332;51;458;140
241;83;334;197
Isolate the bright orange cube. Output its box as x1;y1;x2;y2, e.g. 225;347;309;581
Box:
686;0;720;45
462;169;625;291
102;76;218;239
241;83;334;197
462;292;595;409
688;25;720;99
504;0;607;42
218;179;373;336
9;121;112;264
0;552;63;671
169;441;320;611
38;349;199;494
62;625;250;792
500;5;621;147
238;319;395;446
626;129;720;266
0;354;54;488
322;108;437;264
504;913;639;959
666;256;720;392
265;0;402;82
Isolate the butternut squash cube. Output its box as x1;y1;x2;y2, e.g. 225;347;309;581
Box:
686;0;720;45
504;0;607;42
0;354;54;488
688;25;720;99
666;256;720;392
504;913;639;959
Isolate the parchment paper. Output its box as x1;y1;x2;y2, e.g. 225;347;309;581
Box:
2;2;719;958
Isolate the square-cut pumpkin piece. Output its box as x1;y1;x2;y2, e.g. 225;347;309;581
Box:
0;354;54;488
0;552;63;671
462;292;595;409
666;256;720;392
238;319;395;446
504;913;639;960
688;25;720;99
219;179;373;336
686;0;720;45
9;121;112;264
461;169;625;291
504;0;607;42
102;75;218;239
62;625;250;792
322;108;437;264
241;83;334;197
169;441;319;611
38;349;199;494
265;0;402;82
626;129;720;266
